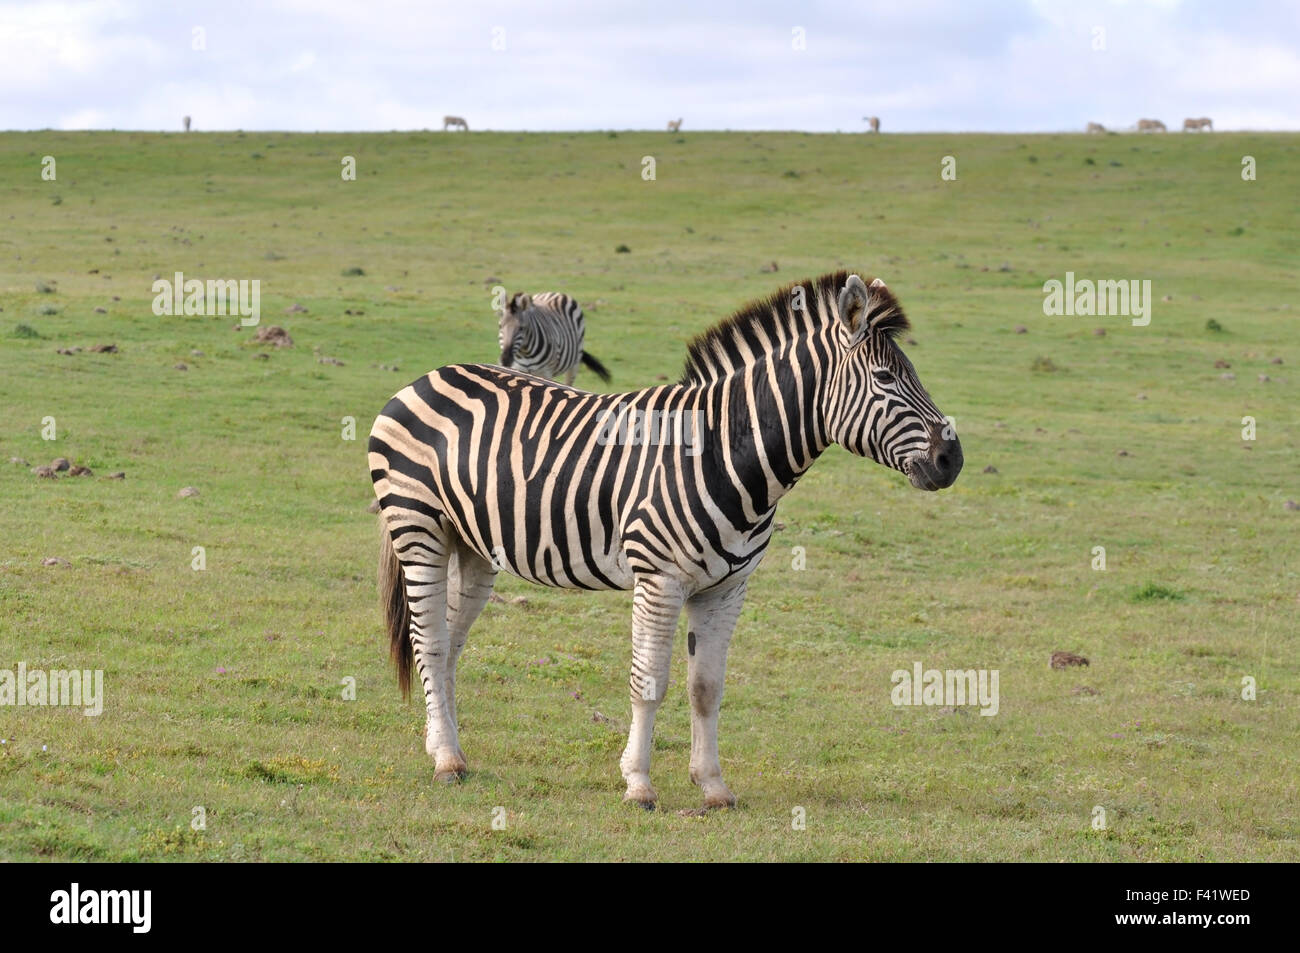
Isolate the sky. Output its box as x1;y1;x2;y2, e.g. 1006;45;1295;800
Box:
2;0;1298;133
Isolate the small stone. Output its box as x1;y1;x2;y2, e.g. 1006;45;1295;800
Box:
105;471;126;480
1014;325;1027;334
93;306;107;314
69;465;92;476
1161;294;1173;302
9;457;28;466
982;465;999;474
42;557;70;567
89;343;118;353
51;457;70;471
284;303;308;313
1284;500;1298;511
33;466;56;478
191;349;205;357
1071;686;1100;696
1093;327;1106;336
318;356;344;366
253;352;269;360
174;363;188;371
1117;449;1129;457
1220;373;1235;380
1270;357;1283;365
1136;393;1147;400
905;337;918;346
1214;359;1230;368
178;486;200;498
1258;374;1270;382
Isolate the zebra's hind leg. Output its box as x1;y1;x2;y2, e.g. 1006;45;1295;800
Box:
684;581;748;809
619;574;685;809
399;529;467;783
444;540;497;766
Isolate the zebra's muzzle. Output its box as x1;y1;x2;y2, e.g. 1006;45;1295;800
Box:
905;429;963;491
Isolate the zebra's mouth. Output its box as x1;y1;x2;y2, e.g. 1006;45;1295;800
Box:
905;461;942;491
903;454;948;491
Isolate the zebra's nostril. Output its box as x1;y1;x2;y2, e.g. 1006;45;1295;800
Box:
936;453;950;470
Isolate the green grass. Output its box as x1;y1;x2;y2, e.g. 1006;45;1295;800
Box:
1;130;1297;861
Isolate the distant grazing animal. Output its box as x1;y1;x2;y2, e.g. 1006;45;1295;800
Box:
498;291;610;386
863;116;881;133
1086;122;1105;134
368;272;963;808
443;116;469;131
1137;118;1166;132
183;115;191;132
1182;117;1213;132
667;118;682;132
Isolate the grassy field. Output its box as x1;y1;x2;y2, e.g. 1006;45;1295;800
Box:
0;129;1296;861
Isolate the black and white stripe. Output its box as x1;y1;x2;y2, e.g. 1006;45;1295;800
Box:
498;291;610;385
370;271;962;807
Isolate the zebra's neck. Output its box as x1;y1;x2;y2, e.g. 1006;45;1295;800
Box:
690;331;834;525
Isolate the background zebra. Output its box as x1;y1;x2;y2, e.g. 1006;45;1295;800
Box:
498;291;611;385
369;271;962;809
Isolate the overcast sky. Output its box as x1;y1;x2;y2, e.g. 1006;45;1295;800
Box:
2;0;1298;133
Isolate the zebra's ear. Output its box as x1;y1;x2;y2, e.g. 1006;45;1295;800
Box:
510;293;532;314
838;275;908;341
837;275;871;338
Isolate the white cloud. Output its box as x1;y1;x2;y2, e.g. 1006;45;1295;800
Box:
0;0;1296;131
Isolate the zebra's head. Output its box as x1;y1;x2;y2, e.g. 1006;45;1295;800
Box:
824;275;962;491
498;292;532;366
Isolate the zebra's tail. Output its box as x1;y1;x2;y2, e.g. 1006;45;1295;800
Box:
378;519;413;699
581;351;612;383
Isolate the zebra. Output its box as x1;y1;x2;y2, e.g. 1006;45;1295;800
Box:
1182;117;1213;132
863;116;880;133
368;271;963;809
498;291;611;385
667;118;682;132
1137;118;1166;132
443;115;469;131
1086;122;1105;134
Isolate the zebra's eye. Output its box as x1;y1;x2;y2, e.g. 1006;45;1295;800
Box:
873;369;895;385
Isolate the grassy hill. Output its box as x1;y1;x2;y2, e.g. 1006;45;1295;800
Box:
0;129;1296;860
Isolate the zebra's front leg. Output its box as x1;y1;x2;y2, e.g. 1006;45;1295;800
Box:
404;541;465;783
619;575;685;809
685;581;747;809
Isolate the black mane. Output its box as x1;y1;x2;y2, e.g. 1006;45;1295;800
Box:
679;271;910;385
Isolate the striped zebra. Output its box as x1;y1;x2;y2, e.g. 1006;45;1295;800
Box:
498;291;610;385
369;271;963;808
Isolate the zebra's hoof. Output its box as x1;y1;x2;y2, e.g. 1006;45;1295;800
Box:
699;779;737;809
434;767;466;784
623;781;658;810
